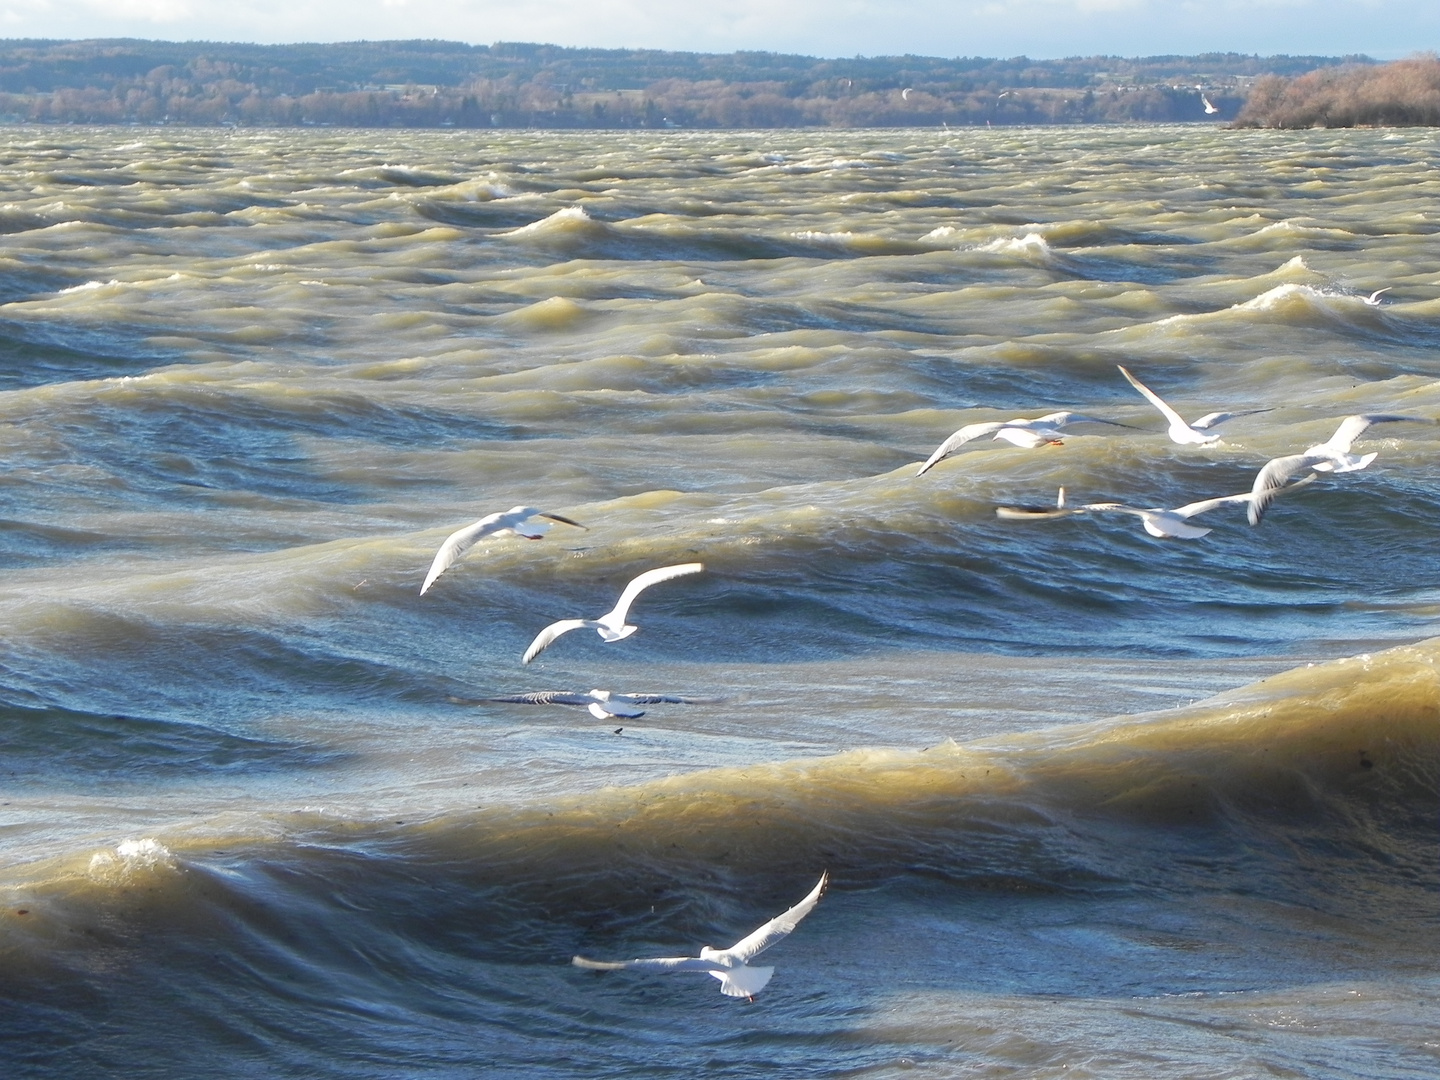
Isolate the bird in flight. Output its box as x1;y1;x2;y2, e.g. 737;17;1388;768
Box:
1247;414;1432;524
522;562;704;664
1000;480;1314;539
916;412;1129;475
474;689;713;719
572;872;828;999
420;506;586;595
1117;365;1267;446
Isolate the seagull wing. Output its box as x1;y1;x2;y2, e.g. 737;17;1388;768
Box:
1191;408;1271;430
1175;478;1313;524
1323;414;1427;453
420;513;508;594
1041;412;1135;431
1169;492;1256;519
1117;366;1192;431
917;423;1004;474
996;506;1083;521
605;563;705;626
522;620;592;664
725;872;828;964
488;692;594;707
615;693;716;705
1248;454;1318;524
537;511;587;530
572;955;723;973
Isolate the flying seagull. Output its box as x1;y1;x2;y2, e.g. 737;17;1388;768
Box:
1200;93;1219;115
916;412;1129;475
474;689;713;720
421;506;586;595
1117;365;1267;446
1001;480;1315;539
1362;287;1391;306
572;872;828;999
522;562;704;664
1248;414;1431;525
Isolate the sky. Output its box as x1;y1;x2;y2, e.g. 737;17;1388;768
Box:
0;0;1434;60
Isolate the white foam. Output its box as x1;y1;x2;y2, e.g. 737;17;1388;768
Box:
978;232;1053;256
503;205;593;237
58;279;121;294
89;837;175;876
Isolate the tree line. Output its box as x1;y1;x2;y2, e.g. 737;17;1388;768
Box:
0;38;1384;128
1234;54;1440;128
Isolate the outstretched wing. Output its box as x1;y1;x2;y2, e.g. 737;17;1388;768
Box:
420;513;509;595
607;563;705;626
1117;366;1191;431
916;423;1004;475
1323;414;1427;453
522;620;591;664
996;506;1082;521
615;693;715;705
725;872;829;964
1039;412;1136;431
487;691;594;707
1170;492;1255;519
1191;408;1270;431
572;954;722;973
1174;478;1316;522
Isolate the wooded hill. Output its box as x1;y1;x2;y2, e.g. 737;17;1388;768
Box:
0;39;1367;127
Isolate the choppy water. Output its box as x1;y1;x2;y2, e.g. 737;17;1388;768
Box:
1;125;1438;1078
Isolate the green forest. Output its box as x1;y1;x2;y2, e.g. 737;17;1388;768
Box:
0;39;1371;127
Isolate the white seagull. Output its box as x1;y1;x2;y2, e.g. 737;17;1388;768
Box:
522;562;704;664
1117;365;1266;446
1362;287;1391;306
478;689;711;720
1001;480;1314;539
1200;92;1219;115
916;412;1129;475
1248;414;1430;525
572;872;828;999
421;506;587;595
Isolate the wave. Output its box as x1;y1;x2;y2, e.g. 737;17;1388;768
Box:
5;637;1434;934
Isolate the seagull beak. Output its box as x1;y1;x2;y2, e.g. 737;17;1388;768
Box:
540;513;588;530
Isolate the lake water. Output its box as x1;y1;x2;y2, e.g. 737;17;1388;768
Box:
1;125;1437;1078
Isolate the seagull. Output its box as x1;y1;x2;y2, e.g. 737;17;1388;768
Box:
1248;414;1431;524
1362;287;1391;306
1200;92;1219;115
522;562;704;664
917;412;1129;475
1001;479;1315;538
1002;480;1315;538
1117;365;1267;446
901;87;913;100
420;506;587;595
572;872;828;999
474;689;712;720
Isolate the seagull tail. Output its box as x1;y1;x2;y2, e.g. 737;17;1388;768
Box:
711;965;774;998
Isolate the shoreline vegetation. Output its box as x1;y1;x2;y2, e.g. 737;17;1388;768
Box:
0;40;1435;130
0;39;1362;128
1234;54;1440;128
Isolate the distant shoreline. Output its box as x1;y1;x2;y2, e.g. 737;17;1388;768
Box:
0;38;1374;128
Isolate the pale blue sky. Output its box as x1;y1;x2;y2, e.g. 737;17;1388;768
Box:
0;0;1433;59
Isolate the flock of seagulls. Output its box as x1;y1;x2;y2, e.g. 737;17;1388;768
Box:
419;515;813;998
412;350;1425;1001
914;363;1428;540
